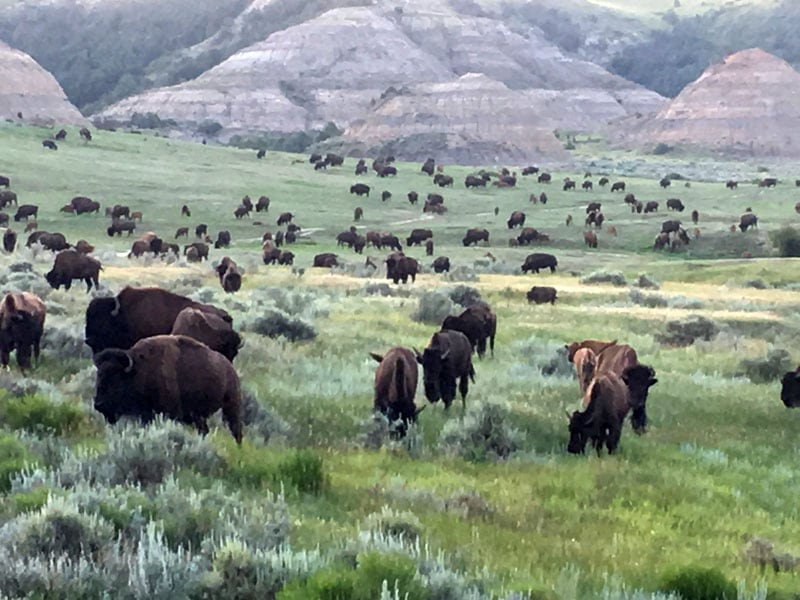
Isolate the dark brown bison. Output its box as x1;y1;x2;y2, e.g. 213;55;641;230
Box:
381;190;392;202
195;224;207;239
172;307;241;361
3;228;16;253
381;234;402;252
313;253;338;268
128;240;151;258
29;231;70;252
563;179;576;191
780;367;800;407
435;175;453;187
739;213;758;232
538;172;551;183
583;230;598;248
255;196;270;212
93;335;242;443
659;177;671;188
432;256;450;273
462;228;489;246
84;286;232;356
666;198;685;212
465;175;487;188
14;205;37;222
45;250;101;291
517;227;541;245
277;212;293;226
355;160;368;175
350;183;370;197
262;242;280;265
378;165;397;177
407;228;433;246
69;196;100;214
661;220;682;234
407;191;418;204
521;166;538;175
354;207;363;221
214;230;231;249
610;181;626;192
0;191;17;208
507;211;526;229
421;159;435;176
370;347;422;436
175;227;189;239
441;303;496;359
107;220;136;236
759;177;777;188
0;292;45;372
74;239;93;254
691;209;699;224
181;205;191;217
582;180;593;191
521;253;557;274
365;231;382;249
567;372;629;455
426;193;444;206
42;140;57;150
110;205;130;220
385;252;417;284
79;127;92;141
586;202;601;214
325;153;344;167
184;242;209;261
256;149;266;159
621;363;658;434
644;201;659;213
526;286;556;305
598;177;609;187
425;239;434;256
0;175;8;188
416;330;475;410
234;205;250;219
726;180;738;190
653;232;670;250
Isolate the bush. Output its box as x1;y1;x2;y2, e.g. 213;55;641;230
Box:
658;566;736;599
446;285;482;308
738;348;793;383
355;551;426;600
0;394;89;436
657;315;719;347
443;266;478;282
580;270;627;286
770;227;800;257
652;143;673;155
439;403;523;462
246;309;317;342
629;289;668;308
0;435;32;492
632;273;660;289
276;449;327;495
42;320;94;360
363;507;422;542
411;291;454;324
240;390;290;444
278;564;358;600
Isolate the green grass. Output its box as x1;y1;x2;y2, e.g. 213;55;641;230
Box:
1;123;800;596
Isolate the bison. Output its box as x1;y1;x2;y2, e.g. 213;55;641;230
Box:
42;140;57;150
14;205;38;222
610;181;626;192
255;196;270;212
659;177;671;188
0;191;17;208
3;228;16;253
45;250;101;291
0;176;9;188
567;372;629;455
416;330;475;410
313;253;338;268
385;252;417;284
441;303;496;359
739;213;758;232
370;347;422;436
354;207;363;221
214;230;231;249
507;211;526;229
583;230;598;248
92;335;242;443
407;228;433;246
425;239;434;256
780;367;800;407
516;227;542;246
691;209;699;224
79;127;92;141
277;212;293;226
182;205;191;217
407;191;418;204
184;242;209;261
644;201;659;213
666;198;685;212
432;256;450;273
381;234;402;252
521;253;557;274
350;183;370;197
759;178;777;188
172;307;241;361
107;220;136;236
70;196;100;215
0;291;45;372
462;228;489;247
526;286;557;305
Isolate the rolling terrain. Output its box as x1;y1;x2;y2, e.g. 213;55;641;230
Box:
0;124;799;597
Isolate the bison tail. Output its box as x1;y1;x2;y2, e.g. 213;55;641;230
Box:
468;363;476;383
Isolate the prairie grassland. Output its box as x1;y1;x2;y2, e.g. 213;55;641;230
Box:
0;123;799;597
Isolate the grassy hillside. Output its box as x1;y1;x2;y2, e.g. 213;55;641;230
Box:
0;124;799;598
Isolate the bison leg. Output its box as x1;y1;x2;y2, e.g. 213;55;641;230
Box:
222;394;243;445
458;375;469;411
64;279;72;290
630;404;648;435
606;425;622;454
476;337;487;359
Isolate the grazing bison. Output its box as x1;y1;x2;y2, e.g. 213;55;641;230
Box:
70;196;100;215
184;242;209;261
111;205;130;220
42;140;57;150
74;239;93;254
526;286;557;305
441;303;497;359
107;220;136;236
14;205;37;222
172;306;241;361
277;212;293;226
365;231;382;249
432;256;450;273
378;165;397;177
256;196;270;212
436;175;454;187
691;209;699;224
181;205;191;217
739;213;758;232
256;149;266;159
3;229;16;253
416;330;475;410
653;232;670;250
79;127;92;141
610;181;626;192
214;230;231;249
644;201;659;213
407;191;418;204
521;253;557;274
759;177;777;188
354;207;363;221
465;175;487;188
582;180;593;191
350;183;370;197
507;211;526;229
370;347;422;435
661;220;682;234
84;286;232;356
522;166;539;175
425;239;434;256
234;205;250;219
659;177;671;189
385;252;418;284
563;179;576;191
726;180;738;190
381;190;392;202
195;224;208;239
45;250;101;291
381;234;402;252
30;231;69;252
175;227;189;239
325;153;344;167
0;191;17;208
598;177;609;187
780;367;800;407
666;198;685;212
92;335;242;443
0;292;45;372
355;160;368;175
407;228;433;246
0;176;9;188
583;230;598;248
516;227;542;246
278;251;294;265
313;253;338;268
567;372;629;455
309;153;322;164
421;159;435;176
426;193;444;206
538;172;552;183
462;228;489;247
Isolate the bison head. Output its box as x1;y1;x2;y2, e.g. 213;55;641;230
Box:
567;409;591;454
416;345;452;405
44;268;61;290
84;296;133;354
622;364;658;434
780;370;800;408
1;310;39;370
92;348;142;424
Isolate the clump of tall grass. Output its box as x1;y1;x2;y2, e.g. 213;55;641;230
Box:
411;291;454;324
657;315;719;347
580;270;627;286
438;402;523;462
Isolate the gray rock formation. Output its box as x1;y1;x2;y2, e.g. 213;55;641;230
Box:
0;41;87;126
617;48;800;157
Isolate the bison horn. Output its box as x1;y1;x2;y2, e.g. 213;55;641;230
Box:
110;296;121;317
123;353;134;373
565;409;572;421
413;347;422;362
369;352;383;363
414;405;426;417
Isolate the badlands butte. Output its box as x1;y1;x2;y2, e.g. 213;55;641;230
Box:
2;0;800;162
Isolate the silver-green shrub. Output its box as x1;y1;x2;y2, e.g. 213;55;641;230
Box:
438;402;523;462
